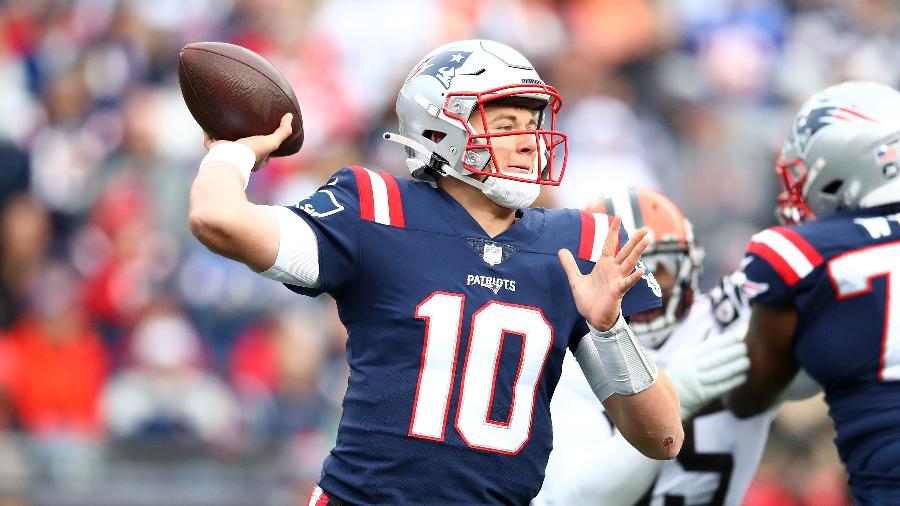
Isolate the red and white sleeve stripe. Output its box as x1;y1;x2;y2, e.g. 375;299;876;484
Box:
747;226;823;286
350;166;406;227
308;485;329;506
577;211;619;261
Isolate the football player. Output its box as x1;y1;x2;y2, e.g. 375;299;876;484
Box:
536;188;771;505
724;81;900;505
188;40;682;505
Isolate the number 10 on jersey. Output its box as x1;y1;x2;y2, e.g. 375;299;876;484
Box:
409;292;554;454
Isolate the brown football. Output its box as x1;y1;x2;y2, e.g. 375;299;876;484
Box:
178;42;303;157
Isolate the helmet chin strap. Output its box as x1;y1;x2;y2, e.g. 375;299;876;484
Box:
384;131;540;209
384;131;441;184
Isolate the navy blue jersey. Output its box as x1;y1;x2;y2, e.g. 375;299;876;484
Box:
285;167;661;505
742;204;900;498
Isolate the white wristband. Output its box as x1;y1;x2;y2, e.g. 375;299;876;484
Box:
587;313;658;395
200;142;256;190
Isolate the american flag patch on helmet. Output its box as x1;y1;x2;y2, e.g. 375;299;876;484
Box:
876;141;899;165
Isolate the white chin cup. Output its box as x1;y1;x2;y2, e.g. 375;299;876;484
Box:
480;174;541;209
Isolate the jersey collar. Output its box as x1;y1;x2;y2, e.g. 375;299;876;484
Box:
433;186;546;245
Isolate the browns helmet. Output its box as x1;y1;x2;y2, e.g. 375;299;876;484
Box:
586;188;703;347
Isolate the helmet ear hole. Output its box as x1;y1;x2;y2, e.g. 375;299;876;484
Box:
423;130;447;143
821;180;843;195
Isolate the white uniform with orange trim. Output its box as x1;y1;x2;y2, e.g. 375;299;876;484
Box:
262;166;662;506
535;276;776;506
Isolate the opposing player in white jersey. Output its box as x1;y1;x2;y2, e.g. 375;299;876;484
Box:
537;188;786;505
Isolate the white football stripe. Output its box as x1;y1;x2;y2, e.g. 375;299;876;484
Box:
365;168;391;225
751;229;814;278
591;213;609;262
610;188;636;234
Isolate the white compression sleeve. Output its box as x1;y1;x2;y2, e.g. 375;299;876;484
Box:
259;206;321;288
587;314;658;395
199;142;255;189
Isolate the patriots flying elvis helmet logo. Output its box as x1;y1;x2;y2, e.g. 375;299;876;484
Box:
793;105;877;156
409;50;473;89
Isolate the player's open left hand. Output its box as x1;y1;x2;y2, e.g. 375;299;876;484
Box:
558;216;650;332
203;112;294;171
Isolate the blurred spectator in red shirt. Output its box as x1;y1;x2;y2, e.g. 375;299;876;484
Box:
798;466;854;506
0;262;108;437
743;470;799;506
79;175;177;340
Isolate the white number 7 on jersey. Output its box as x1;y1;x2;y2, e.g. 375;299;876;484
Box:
828;242;900;381
409;292;553;454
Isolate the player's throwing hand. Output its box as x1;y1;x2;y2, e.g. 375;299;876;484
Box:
558;216;651;331
203;112;294;171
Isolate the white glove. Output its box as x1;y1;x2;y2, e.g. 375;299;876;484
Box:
667;321;750;420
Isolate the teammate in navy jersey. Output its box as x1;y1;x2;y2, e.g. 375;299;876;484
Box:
188;39;682;505
724;81;900;505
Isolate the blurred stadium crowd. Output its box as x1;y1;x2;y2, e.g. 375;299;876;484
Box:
0;0;895;504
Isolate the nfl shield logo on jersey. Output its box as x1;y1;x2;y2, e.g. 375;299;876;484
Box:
483;243;503;266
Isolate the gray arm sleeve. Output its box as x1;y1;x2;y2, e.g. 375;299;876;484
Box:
573;337;615;402
587;314;658;396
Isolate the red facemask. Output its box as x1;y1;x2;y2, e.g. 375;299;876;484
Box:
776;156;816;225
442;84;568;186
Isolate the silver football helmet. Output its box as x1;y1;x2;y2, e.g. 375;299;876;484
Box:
385;39;567;194
778;81;900;224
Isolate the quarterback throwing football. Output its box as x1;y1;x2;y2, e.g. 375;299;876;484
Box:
188;40;682;505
